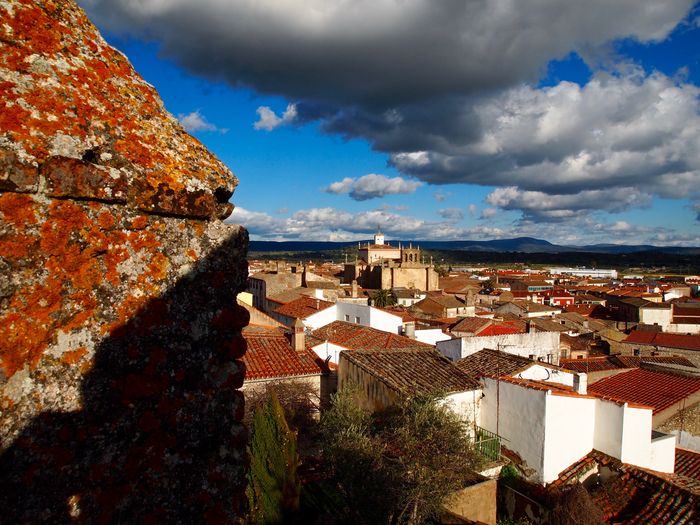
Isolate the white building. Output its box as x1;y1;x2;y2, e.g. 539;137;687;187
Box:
437;331;562;364
479;374;675;483
549;267;618;279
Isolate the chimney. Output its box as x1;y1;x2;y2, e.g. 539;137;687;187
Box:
292;318;305;351
573;373;587;395
351;279;358;299
404;322;416;339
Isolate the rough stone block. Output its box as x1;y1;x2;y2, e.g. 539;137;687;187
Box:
43;156;128;203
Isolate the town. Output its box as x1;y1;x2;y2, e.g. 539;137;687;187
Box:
240;230;700;523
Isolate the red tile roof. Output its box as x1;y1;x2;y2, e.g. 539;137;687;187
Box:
309;320;433;351
477;324;522;336
455;349;536;378
341;348;480;395
588;368;700;414
242;327;322;380
550;450;700;524
273;296;333;320
676;448;700;482
624;332;700;352
561;355;697;373
450;316;491;334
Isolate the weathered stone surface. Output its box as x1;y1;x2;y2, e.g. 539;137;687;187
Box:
43;155;128;202
0;148;38;193
0;1;249;522
0;0;236;220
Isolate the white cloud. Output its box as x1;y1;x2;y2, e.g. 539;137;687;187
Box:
323;173;421;201
226;205;700;246
485;186;652;222
467;204;477;217
480;208;497;220
254;103;298;131
177;110;227;133
438;208;464;221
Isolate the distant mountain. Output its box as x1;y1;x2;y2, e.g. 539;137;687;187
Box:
249;237;700;255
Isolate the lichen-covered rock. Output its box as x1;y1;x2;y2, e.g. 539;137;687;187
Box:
0;1;249;522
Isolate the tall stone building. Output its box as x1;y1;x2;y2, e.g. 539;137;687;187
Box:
0;1;249;522
345;230;439;291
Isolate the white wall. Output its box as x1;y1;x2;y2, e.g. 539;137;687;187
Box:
619;405;653;468
543;394;596;483
593;399;624;459
649;432;676;473
439;390;482;438
481;378;547;479
311;341;347;365
516;365;574;387
639;306;671;329
303;302;404;333
304;304;339;330
415;328;451;346
438;332;561;364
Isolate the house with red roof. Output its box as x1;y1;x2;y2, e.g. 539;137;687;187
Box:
621;331;700;366
588;365;700;426
478;370;676;483
307;320;432;365
242;320;325;397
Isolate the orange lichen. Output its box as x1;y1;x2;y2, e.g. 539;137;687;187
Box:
60;347;88;365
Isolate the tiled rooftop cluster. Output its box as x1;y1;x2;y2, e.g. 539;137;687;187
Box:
341;348;480;395
242;326;322;380
588;368;700;414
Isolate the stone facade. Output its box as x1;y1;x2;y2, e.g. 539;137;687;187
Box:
1;1;249;522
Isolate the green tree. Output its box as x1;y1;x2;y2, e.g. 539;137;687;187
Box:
320;385;481;525
371;289;397;307
246;392;300;524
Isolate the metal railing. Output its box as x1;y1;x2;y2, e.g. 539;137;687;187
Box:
472;425;502;461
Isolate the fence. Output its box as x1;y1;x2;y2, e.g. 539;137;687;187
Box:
473;425;501;461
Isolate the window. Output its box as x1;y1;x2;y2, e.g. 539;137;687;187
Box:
633;348;641;356
528;354;535;360
344;315;350;322
355;317;360;324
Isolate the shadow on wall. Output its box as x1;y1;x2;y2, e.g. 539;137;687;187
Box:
0;233;250;523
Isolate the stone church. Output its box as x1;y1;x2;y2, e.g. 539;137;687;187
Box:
344;230;439;291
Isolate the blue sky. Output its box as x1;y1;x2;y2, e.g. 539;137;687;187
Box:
82;1;700;246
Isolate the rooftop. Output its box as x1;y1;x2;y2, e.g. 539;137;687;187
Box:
273;296;334;320
309;320;433;351
242;327;322;381
588;368;700;414
561;355;697;374
624;331;700;352
341;348;480;395
455;349;537;378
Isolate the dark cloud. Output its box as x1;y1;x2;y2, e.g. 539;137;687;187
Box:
81;0;700;223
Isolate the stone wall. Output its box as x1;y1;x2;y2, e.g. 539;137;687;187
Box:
1;1;249;522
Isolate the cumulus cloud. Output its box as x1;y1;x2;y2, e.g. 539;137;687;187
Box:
254;103;298;131
323;174;421;201
480;208;498;220
82;0;691;105
485;186;653;222
177;110;227;133
468;204;477;217
83;0;700;227
226;205;699;246
438;208;464;221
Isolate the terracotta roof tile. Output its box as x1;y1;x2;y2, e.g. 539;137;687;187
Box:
624;332;700;352
676;448;700;482
273;296;334;320
588;368;700;414
310;320;433;351
242;327;322;380
455;349;535;378
561;355;697;373
550;450;700;524
341;348;480;395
